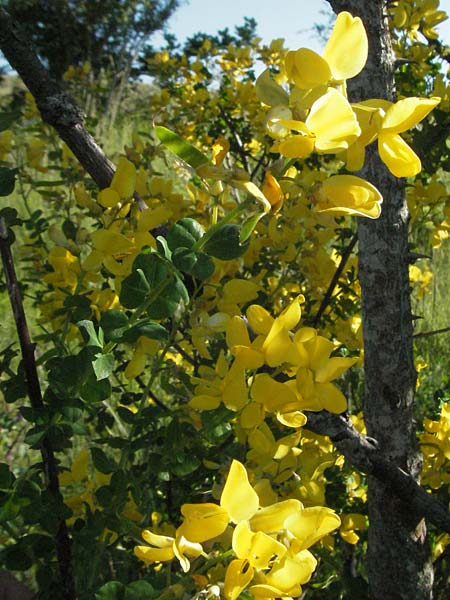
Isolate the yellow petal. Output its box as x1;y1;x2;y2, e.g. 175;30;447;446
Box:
262;171;284;212
322;11;368;80
263;323;294;367
276;296;303;330
277;410;308;428
91;229;134;254
345;141;366;171
251;374;298;413
111;156;136;199
246;304;274;335
378;132;421;177
264;551;316;592
285;507;341;551
188;394;222;410
285;48;331;89
222;362;248;411
250;499;303;533
134;544;174;564
234;346;265;370
141;529;173;548
306;89;361;152
250;583;296;598
276;134;315;159
316;174;383;219
233;521;287;569
226;316;251;351
381;97;440;134
315;382;348;413
179;503;229;542
98;187;120;208
173;535;204;573
224;559;254;600
314;356;358;383
240;401;265;429
308;336;335;370
220;460;259;522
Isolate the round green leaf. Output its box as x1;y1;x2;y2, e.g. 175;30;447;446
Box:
203;224;250;260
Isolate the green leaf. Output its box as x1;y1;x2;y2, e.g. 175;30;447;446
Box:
80;373;112;402
191;252;215;280
124;581;155;600
170;454;201;476
1;542;33;570
64;295;92;322
77;320;104;348
171;247;198;272
255;68;289;107
92;353;114;380
121;251;189;317
47;352;91;398
155;125;210;169
167;217;204;250
0;110;20;131
0;463;14;490
121;320;168;343
0;207;21;227
119;268;151;309
240;212;265;243
91;448;117;474
204;224;250;260
146;279;188;319
95;581;125;600
100;310;129;342
0;167;18;197
156;235;172;259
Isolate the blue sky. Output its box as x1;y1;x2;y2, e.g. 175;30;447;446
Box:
153;0;450;52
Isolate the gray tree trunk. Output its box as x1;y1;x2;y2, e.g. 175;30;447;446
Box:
326;1;434;598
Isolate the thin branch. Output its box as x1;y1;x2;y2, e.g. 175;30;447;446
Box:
413;326;450;339
0;7;145;209
304;410;450;534
313;233;358;327
218;105;250;173
0;219;77;599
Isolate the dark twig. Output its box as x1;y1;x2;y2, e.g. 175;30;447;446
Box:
218;105;250;173
0;7;145;209
0;219;77;600
313;232;358;327
413;326;450;339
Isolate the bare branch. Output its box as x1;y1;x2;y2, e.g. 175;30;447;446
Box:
413;326;450;339
312;232;358;327
0;218;77;600
305;410;450;534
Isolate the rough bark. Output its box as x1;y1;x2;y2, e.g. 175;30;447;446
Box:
326;1;434;598
0;7;115;188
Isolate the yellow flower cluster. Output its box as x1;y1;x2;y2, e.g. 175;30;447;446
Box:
136;459;340;599
257;11;440;215
420;402;450;490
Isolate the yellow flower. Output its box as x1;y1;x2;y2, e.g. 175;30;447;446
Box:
339;513;368;544
350;96;440;176
285;11;368;88
291;328;357;413
315;174;383;219
134;530;204;573
98;156;136;208
269;89;361;158
261;171;284;212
